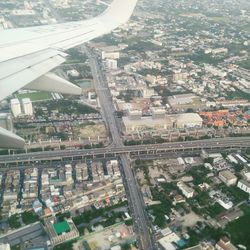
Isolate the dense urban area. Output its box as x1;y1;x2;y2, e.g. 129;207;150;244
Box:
1;0;250;250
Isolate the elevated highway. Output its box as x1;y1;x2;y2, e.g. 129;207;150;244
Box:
0;137;249;164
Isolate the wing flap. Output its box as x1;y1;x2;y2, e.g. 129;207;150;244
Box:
0;54;66;101
0;127;25;149
0;49;67;79
26;73;82;95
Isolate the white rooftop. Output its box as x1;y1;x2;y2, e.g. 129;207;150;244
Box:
22;98;32;104
11;98;20;104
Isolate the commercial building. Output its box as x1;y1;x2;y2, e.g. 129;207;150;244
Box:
177;181;194;198
45;218;79;246
22;98;33;116
168;93;205;110
10;98;21;117
122;116;173;134
122;112;203;134
218;170;237;186
237;179;250;195
175;113;203;129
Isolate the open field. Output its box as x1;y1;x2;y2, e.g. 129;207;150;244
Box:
16;91;53;102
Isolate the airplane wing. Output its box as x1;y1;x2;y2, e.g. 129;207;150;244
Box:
0;0;138;149
0;127;25;149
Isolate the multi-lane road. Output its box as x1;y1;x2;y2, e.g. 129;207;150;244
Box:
85;48;156;249
0;137;250;164
84;48;123;145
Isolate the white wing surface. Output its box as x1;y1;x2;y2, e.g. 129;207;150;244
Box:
0;0;138;148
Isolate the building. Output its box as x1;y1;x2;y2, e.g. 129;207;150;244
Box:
0;113;13;131
122;113;202;135
158;228;180;250
237;179;250;195
10;98;21;117
204;65;227;78
215;236;237;250
22;98;33;116
45;218;79;246
67;69;80;78
168;94;200;108
218;170;237;186
184;244;214;250
12;9;35;16
105;59;118;70
128;110;142;120
177;181;194;198
101;51;120;60
173;71;189;82
110;246;122;250
0;243;10;250
151;108;166;119
65;164;73;184
122;116;173;134
175;113;203;129
212;48;228;55
141;87;155;98
33;199;43;213
218;198;233;210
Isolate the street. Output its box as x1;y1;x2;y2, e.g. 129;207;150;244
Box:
85;47;156;249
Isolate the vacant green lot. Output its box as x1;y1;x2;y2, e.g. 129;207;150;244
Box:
224;204;250;248
16;91;52;101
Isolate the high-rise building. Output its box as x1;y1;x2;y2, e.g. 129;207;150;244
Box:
22;98;33;116
10;98;21;117
0;113;13;131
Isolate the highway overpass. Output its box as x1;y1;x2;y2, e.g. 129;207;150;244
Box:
0;137;249;164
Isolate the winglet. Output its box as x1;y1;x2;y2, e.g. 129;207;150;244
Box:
100;0;138;25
